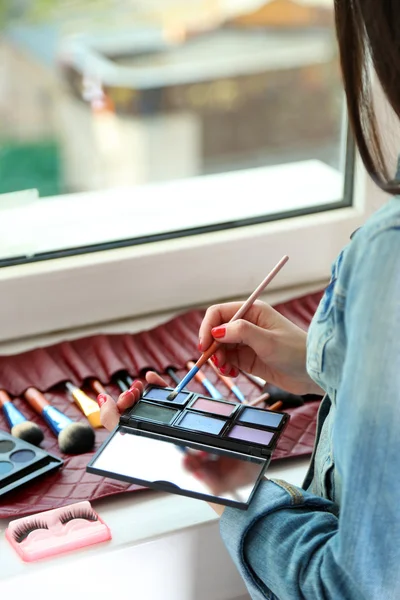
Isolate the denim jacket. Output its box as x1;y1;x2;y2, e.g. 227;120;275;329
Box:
220;197;400;599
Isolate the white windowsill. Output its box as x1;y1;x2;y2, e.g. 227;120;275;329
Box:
0;455;310;600
0;280;326;355
0;154;370;343
0;160;342;259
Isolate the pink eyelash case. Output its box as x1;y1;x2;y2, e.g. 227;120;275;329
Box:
5;500;111;562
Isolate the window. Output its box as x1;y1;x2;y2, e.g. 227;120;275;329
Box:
0;1;370;342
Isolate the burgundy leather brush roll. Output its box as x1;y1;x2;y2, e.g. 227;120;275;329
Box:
0;290;323;518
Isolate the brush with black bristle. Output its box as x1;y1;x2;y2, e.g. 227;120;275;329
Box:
23;387;95;455
0;389;44;446
112;370;134;392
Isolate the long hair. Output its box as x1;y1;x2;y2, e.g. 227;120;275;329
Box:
334;0;400;193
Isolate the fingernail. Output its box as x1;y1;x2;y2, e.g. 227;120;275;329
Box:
211;354;219;367
120;389;135;402
198;341;203;352
212;326;226;339
129;379;141;391
97;394;107;407
229;367;238;377
220;365;228;375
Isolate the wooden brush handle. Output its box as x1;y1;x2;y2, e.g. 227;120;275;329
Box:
89;379;107;396
268;400;284;411
248;392;271;407
207;359;234;390
24;387;49;413
196;256;289;371
187;361;208;383
196;341;219;369
0;389;12;408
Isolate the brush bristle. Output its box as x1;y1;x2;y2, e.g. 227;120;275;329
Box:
166;391;178;401
58;422;95;455
11;421;44;446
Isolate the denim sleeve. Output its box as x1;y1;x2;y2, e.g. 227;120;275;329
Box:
220;227;400;600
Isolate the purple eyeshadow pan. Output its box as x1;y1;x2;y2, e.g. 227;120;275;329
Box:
144;387;189;406
227;425;274;446
191;398;235;417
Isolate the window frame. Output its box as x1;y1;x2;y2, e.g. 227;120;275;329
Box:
0;126;376;344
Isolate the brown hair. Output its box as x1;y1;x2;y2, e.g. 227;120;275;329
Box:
334;0;400;193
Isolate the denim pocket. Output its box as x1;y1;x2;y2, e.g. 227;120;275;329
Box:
307;306;335;377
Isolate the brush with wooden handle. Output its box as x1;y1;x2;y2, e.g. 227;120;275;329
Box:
167;255;289;400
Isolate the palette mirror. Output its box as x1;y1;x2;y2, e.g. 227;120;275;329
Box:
89;429;267;508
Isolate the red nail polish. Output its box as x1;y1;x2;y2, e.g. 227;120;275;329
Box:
97;394;107;407
194;470;204;481
212;326;226;339
211;354;219;367
220;365;228;375
129;379;141;391
229;367;238;377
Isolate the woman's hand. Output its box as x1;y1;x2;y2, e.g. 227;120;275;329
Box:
97;371;168;431
97;371;226;516
199;300;322;396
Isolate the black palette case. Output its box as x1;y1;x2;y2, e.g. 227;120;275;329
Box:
87;385;289;509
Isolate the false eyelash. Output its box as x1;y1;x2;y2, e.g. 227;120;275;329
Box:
60;508;98;525
13;519;49;543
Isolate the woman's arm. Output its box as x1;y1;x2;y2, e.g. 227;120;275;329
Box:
219;227;400;600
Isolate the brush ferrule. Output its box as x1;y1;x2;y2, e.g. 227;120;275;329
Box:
2;402;27;428
171;366;199;396
42;405;73;435
231;386;246;403
69;386;101;427
201;380;223;400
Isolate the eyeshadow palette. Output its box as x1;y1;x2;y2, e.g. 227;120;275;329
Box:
122;385;289;457
0;431;63;497
87;386;289;509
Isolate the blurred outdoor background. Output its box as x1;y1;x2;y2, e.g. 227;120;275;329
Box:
0;0;341;198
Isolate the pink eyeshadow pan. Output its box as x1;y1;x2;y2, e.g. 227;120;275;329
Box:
227;425;274;446
191;398;235;417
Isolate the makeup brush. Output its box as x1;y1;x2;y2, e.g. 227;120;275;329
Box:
0;389;44;446
64;382;102;428
207;360;245;403
268;400;284;411
166;367;181;386
186;361;223;400
248;392;271;408
167;256;289;401
241;371;265;389
263;385;305;408
113;371;134;392
88;378;109;397
24;387;95;455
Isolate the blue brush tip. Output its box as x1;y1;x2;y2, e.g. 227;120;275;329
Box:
232;386;246;403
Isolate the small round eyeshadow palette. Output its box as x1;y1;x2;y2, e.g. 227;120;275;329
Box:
121;385;289;458
0;431;63;497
